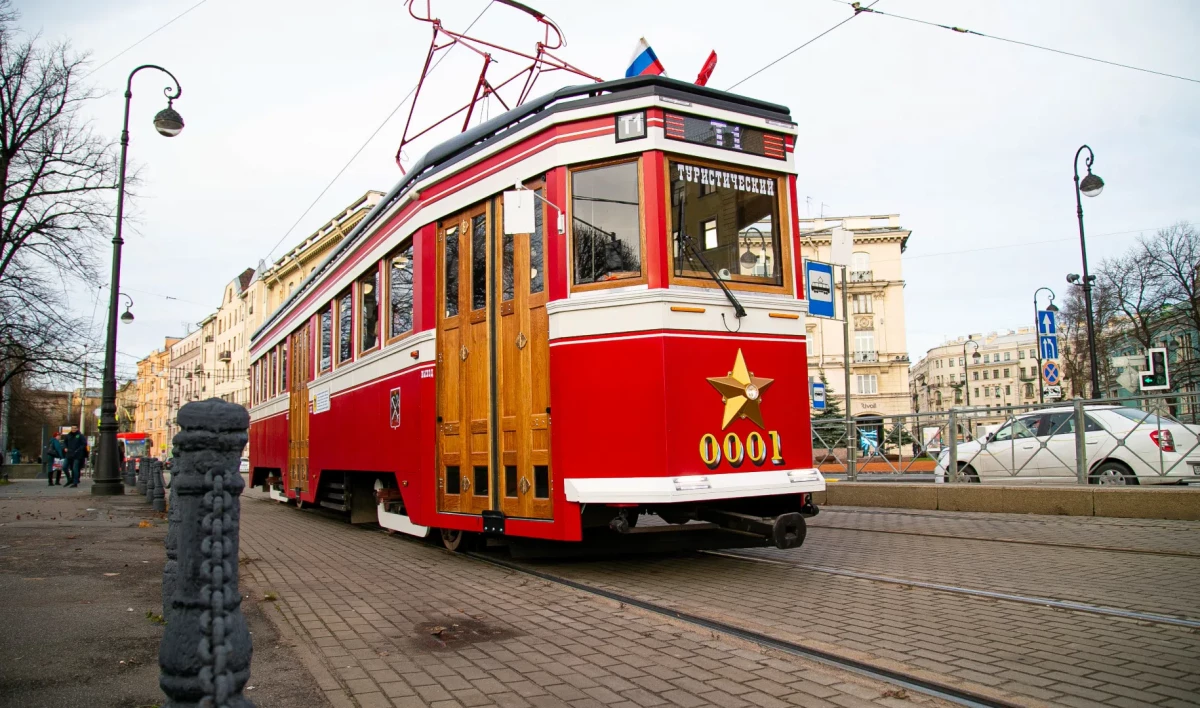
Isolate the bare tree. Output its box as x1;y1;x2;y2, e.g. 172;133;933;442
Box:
1059;279;1119;398
1141;222;1200;390
0;2;115;399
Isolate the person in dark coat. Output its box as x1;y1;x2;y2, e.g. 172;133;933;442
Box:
62;426;88;488
45;433;66;486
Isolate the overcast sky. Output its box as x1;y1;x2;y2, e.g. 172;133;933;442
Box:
17;0;1200;380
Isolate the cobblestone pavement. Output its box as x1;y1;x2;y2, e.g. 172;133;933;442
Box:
535;509;1200;708
811;507;1200;556
738;511;1200;617
238;496;958;708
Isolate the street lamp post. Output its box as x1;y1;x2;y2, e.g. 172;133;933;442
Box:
1034;287;1058;403
962;339;980;407
1073;145;1104;400
93;65;184;496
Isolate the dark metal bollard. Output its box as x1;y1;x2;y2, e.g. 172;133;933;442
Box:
159;399;254;707
136;458;148;495
124;459;137;488
152;461;166;512
145;460;156;503
163;471;179;619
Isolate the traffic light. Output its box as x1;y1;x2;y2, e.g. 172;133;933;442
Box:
1139;348;1170;391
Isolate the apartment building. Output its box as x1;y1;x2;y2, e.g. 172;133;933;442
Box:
133;337;180;457
212;268;256;406
799;214;912;417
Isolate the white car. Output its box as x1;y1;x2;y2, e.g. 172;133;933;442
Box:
239;457;250;474
936;405;1200;485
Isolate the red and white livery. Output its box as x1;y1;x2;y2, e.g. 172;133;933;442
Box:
249;76;824;551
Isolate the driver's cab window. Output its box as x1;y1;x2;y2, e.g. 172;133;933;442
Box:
992;415;1040;442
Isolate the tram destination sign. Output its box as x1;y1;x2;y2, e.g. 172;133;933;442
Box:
664;111;786;160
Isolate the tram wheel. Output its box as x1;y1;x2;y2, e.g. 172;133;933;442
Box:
440;528;476;552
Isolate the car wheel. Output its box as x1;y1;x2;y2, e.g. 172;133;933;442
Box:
1090;461;1138;485
957;464;980;483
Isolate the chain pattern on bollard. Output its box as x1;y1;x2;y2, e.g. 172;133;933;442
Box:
159;398;253;708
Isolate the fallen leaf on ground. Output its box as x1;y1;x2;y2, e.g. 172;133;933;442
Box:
103;572;119;577
137;520;152;528
428;626;446;636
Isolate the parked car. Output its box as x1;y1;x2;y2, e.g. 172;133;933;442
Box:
239;457;250;474
935;405;1200;485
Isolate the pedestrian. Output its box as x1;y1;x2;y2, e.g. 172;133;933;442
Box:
44;433;66;486
62;425;88;488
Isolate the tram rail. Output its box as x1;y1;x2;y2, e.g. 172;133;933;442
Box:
467;551;1025;708
704;550;1200;629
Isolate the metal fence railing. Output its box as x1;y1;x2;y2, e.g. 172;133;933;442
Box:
815;392;1200;485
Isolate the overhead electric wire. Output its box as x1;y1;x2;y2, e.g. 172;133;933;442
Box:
832;0;1200;85
83;0;211;79
727;0;881;91
260;0;495;264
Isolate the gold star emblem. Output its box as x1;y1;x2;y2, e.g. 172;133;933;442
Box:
707;349;774;430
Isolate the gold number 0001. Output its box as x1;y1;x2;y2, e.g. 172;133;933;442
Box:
699;431;784;468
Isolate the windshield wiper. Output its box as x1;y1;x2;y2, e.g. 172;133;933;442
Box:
674;187;747;319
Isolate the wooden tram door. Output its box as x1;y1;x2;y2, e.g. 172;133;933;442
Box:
435;196;553;520
496;190;553;519
437;206;492;515
287;322;312;495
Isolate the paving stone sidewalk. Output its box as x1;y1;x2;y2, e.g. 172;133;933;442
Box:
238;495;956;708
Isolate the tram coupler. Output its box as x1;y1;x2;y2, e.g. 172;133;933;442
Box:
800;493;820;518
697;509;807;549
609;508;638;534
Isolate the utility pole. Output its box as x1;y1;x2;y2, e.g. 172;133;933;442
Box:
79;362;88;434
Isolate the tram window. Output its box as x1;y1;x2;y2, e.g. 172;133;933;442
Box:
444;225;459;317
337;290;353;365
388;242;414;340
471;214;487;311
473;466;489;496
572;161;642;285
531;188;545;293
445;466;460;494
359;269;379;353
501;231;514;302
534;465;549;499
280;341;288;392
269;349;277;397
670;160;783;286
318;305;333;373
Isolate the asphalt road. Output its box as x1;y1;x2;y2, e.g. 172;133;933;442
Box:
0;479;331;707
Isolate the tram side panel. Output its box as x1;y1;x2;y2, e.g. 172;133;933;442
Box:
249;408;288;488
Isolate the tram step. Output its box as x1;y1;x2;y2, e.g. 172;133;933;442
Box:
318;500;349;512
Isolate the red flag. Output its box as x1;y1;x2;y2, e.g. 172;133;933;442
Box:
695;50;718;87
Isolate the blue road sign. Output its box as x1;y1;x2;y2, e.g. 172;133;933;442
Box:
805;260;836;318
1039;335;1059;361
1037;309;1057;336
1042;360;1061;386
812;382;827;410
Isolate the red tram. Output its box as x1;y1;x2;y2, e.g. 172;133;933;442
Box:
248;76;825;551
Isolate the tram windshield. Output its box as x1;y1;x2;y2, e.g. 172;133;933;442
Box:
670;160;783;286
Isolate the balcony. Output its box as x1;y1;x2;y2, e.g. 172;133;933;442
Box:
854;350;878;363
849;270;874;282
219;350;231;362
204;335;214;343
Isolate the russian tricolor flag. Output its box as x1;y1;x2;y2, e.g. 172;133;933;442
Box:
625;38;666;78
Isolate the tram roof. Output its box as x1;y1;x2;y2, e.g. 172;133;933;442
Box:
253;75;794;344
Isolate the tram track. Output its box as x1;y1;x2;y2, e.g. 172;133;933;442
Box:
704;550;1200;629
808;522;1200;558
467;551;1025;708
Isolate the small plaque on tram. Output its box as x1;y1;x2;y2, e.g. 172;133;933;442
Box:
664;112;786;160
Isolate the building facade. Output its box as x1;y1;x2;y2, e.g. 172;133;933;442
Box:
133;337;180;457
165;327;205;451
910;327;1075;430
212;269;256;406
799;214;911;418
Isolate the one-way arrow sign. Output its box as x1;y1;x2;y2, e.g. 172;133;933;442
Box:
1037;309;1057;336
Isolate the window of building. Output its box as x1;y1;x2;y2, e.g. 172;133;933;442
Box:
359;268;380;353
959;357;964;366
337;290;353;365
853;294;873;314
1004;351;1011;361
855;332;874;354
1005;385;1011;395
983;353;990;363
856;374;877;395
388;242;414;340
573;160;642;285
993;369;999;379
1003;368;1010;378
950;373;956;381
1019;349;1025;359
975;387;980;398
670;160;783;286
1029;348;1036;358
954;388;963;403
851;251;870;272
973;371;979;380
1024;383;1034;398
319;305;333;372
983;370;989;379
